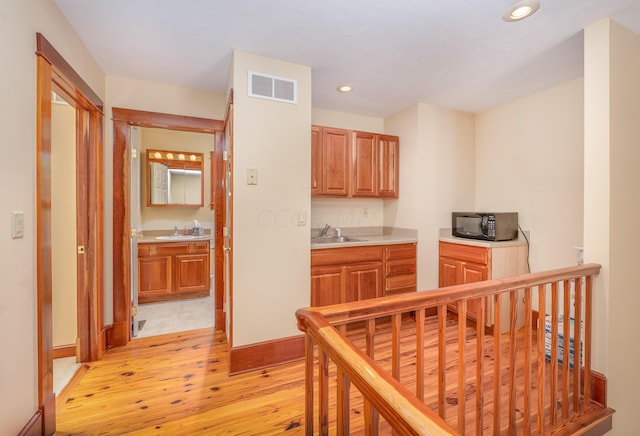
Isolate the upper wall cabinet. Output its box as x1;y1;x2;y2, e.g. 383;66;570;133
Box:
312;126;351;196
312;125;399;199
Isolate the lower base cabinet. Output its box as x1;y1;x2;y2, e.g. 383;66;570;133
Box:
138;240;210;303
311;243;416;306
438;240;528;333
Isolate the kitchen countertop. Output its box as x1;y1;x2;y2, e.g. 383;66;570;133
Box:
311;227;417;250
438;228;529;248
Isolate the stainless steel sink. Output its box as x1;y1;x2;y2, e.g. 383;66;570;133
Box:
311;236;366;244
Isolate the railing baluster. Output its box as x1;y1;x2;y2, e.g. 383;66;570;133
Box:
493;294;501;436
573;277;582;412
562;280;571;421
523;287;532;436
304;335;314;435
476;298;485;436
438;304;447;421
550;282;559;427
537;284;546;435
416;308;426;401
583;275;593;410
392;313;401;381
319;348;329;435
508;290;518;434
364;319;378;435
457;300;467;435
337;369;350;436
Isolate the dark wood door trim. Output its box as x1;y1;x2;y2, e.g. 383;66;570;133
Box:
110;108;223;347
36;32;104;435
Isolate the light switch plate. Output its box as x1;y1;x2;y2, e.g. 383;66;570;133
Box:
296;210;306;226
11;211;24;239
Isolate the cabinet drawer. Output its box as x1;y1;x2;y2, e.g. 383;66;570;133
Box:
139;241;210;256
138;244;152;257
311;245;383;267
385;243;416;260
385;258;416;276
439;241;489;265
386;274;416;292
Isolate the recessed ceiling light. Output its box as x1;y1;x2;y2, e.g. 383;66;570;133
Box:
503;0;540;22
337;85;353;93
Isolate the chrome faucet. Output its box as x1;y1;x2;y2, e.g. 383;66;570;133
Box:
173;226;179;236
321;224;330;236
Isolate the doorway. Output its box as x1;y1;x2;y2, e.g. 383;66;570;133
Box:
110;108;224;348
36;33;104;433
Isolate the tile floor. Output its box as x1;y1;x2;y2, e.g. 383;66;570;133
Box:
134;292;215;338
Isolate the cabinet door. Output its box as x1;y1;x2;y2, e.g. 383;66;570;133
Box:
352;131;377;197
311;265;344;307
439;257;462;287
462;262;488;320
175;254;210;293
378;134;399;198
345;262;383;303
311;126;323;195
322;127;350;196
138;255;172;297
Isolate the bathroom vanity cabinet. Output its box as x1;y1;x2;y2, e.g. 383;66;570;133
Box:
138;240;210;303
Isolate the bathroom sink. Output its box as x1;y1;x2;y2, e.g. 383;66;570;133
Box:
155;235;200;240
311;236;366;244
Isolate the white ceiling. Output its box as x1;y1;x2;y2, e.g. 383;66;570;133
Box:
54;0;640;117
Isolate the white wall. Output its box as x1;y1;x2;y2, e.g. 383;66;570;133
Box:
385;103;476;291
51;102;78;347
585;19;640;435
104;76;226;323
0;1;105;433
230;50;311;346
475;79;585;272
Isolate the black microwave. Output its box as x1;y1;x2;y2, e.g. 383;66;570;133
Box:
452;212;518;241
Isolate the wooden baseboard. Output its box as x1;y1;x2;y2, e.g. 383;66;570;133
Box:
52;344;76;359
18;410;42;436
229;335;305;375
42;392;56;435
107;320;129;348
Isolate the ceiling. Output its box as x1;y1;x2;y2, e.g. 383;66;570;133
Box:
54;0;640;117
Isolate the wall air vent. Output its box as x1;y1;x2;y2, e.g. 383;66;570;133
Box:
248;71;297;104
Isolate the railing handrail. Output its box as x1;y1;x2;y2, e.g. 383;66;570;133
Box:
299;263;601;327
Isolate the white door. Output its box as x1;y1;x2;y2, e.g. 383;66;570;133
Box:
130;127;141;337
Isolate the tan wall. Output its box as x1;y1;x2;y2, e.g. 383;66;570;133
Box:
0;1;105;432
139;127;215;231
231;50;311;347
384;103;476;290
475;79;585;272
585;19;640;434
51;102;78;347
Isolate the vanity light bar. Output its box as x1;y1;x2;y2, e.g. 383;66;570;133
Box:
147;149;202;162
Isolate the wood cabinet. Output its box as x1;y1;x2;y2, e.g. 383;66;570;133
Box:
138;240;210;303
311;126;351;196
311;243;416;306
312;125;399;198
438;240;527;333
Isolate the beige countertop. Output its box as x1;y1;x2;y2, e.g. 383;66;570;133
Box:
137;229;212;244
438;228;528;248
311;227;418;250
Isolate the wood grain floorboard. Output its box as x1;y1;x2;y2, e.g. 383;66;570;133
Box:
55;315;584;435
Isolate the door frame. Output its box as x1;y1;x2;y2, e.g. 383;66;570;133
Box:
110;108;223;347
36;33;104;433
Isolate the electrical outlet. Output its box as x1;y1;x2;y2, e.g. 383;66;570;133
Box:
246;168;258;185
296;210;306;226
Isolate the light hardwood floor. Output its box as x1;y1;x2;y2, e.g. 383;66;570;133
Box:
55;314;585;435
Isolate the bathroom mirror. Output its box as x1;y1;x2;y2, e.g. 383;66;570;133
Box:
146;149;204;207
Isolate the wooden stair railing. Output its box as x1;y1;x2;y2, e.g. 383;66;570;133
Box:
296;263;615;435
